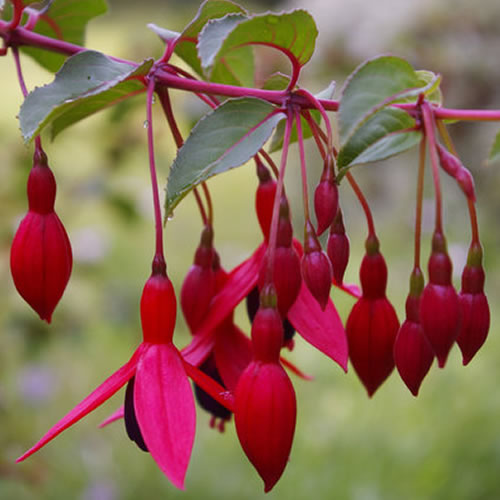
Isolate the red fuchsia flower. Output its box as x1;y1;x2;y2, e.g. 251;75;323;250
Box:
420;231;462;368
235;286;296;492
255;159;277;243
327;208;350;286
456;243;490;365
314;153;339;236
183;247;253;432
180;224;216;332
257;194;302;317
346;236;400;397
17;255;232;490
301;219;333;310
10;146;72;323
393;269;434;396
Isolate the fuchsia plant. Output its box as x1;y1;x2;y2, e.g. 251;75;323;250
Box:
1;0;498;493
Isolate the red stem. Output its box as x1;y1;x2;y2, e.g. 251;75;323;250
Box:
346;171;376;237
12;45;27;97
7;0;24;30
421;101;443;234
294;107;310;221
302;110;327;160
265;108;294;283
414;135;426;269
257;149;279;178
146;77;164;258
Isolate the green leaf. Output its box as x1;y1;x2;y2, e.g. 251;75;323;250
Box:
19;50;153;142
19;0;108;72
261;72;290;91
338;56;439;170
147;23;180;43
198;9;318;83
166;97;282;215
269;81;336;153
340;55;432;146
163;0;248;77
488;130;500;164
338;108;419;171
415;70;442;105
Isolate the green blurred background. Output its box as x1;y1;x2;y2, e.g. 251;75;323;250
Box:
1;1;500;499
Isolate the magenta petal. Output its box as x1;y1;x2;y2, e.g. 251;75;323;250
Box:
17;345;144;463
333;279;362;299
193;243;266;338
134;343;196;490
214;324;252;391
99;406;125;428
181;329;216;367
288;282;348;372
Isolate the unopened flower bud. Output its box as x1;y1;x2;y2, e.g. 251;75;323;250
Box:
10;149;72;322
180;225;216;332
456;244;490;365
327;209;350;285
420;232;461;368
393;270;434;396
437;144;476;201
314;154;338;236
301;220;332;310
255;161;277;241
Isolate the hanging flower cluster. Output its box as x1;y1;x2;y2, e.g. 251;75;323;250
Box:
3;0;493;494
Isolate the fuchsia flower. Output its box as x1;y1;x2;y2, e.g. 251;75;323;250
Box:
235;286;296;492
346;237;400;396
10;146;72;323
420;232;462;368
456;244;490;365
327;208;350;286
17;255;231;490
314;153;338;236
393;270;434;396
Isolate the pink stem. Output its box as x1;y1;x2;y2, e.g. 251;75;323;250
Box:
146;77;164;258
421;101;443;234
265;108;294;283
294;107;310;221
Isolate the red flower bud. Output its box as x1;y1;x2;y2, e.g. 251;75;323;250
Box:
258;197;301;316
10;150;72;323
327;209;350;285
314;154;338;236
394;288;434;396
251;297;284;363
347;297;399;396
234;361;296;492
301;220;332;310
180;225;216;332
346;238;399;396
456;246;490;365
255;161;277;242
359;238;387;299
437;144;476;201
420;233;461;368
140;256;177;344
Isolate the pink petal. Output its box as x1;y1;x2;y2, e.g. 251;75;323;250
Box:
214;323;252;391
280;356;314;381
183;359;235;411
17;345;144;463
180;328;216;367
288;282;348;372
134;343;196;490
333;279;362;299
193;243;266;339
98;406;125;428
